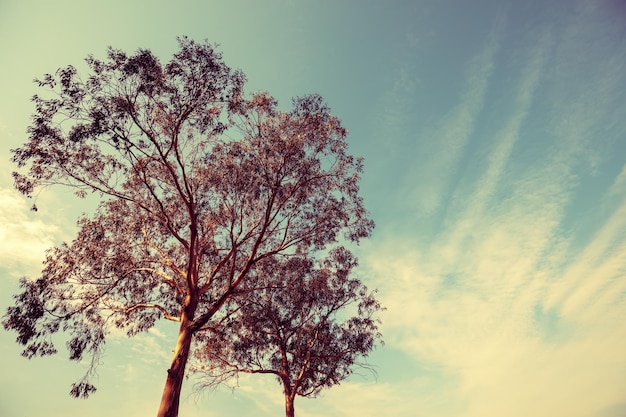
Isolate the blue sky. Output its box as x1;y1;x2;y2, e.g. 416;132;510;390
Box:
1;1;625;416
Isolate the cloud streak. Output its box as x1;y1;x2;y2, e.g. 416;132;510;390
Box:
360;5;626;417
405;13;506;216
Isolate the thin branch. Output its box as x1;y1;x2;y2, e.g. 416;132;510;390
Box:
125;303;180;322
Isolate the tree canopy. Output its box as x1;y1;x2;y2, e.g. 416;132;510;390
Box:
193;247;383;417
2;37;375;417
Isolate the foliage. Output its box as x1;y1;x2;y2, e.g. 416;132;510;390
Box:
192;247;383;414
2;37;374;417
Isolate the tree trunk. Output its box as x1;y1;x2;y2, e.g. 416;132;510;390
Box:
285;393;296;417
156;320;194;417
157;242;200;417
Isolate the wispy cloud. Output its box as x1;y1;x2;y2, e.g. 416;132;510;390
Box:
298;381;412;417
359;3;626;417
403;13;506;216
442;32;553;253
229;376;426;417
0;187;60;277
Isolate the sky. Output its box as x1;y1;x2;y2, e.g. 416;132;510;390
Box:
1;1;625;416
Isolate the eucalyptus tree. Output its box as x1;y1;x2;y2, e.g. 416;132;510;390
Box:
193;247;383;417
2;37;373;417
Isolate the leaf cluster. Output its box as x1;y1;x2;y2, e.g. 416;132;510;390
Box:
193;247;383;399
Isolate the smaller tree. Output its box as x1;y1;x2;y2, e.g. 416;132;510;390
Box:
192;247;383;417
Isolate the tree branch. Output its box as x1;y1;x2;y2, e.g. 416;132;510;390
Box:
125;303;180;322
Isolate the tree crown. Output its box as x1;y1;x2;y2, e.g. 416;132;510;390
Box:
3;37;375;402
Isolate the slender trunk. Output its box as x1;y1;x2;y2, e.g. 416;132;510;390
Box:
156;315;194;417
281;344;295;417
285;393;296;417
157;231;200;417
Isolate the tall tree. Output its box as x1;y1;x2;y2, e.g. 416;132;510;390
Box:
2;37;373;417
192;247;383;417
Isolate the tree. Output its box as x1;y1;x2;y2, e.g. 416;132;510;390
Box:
2;37;374;417
192;247;383;417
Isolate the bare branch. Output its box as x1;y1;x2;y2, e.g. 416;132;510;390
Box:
125;303;180;322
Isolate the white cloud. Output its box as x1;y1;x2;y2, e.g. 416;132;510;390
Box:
607;164;626;200
0;187;60;276
356;7;626;416
298;381;414;417
228;373;430;417
363;210;626;416
548;199;626;319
